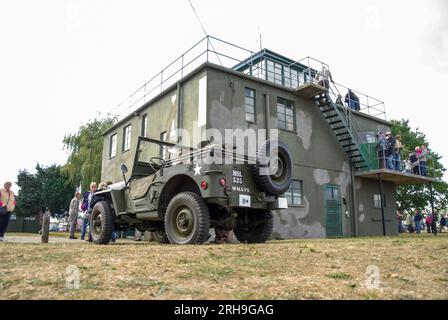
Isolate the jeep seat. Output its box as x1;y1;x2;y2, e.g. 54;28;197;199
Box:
129;175;156;200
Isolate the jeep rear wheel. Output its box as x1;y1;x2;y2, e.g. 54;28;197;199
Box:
165;192;210;244
234;211;273;243
90;201;114;245
153;229;170;244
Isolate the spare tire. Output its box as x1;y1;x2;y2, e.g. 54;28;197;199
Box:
253;140;293;196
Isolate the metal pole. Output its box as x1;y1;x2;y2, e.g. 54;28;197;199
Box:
378;173;386;236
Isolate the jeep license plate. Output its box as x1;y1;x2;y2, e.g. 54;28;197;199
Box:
239;194;251;207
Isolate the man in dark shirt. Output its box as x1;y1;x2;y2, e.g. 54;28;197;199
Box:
385;132;396;170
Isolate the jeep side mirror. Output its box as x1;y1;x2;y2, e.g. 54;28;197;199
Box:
120;164;128;187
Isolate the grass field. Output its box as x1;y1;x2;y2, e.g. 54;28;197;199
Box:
1;233;447;300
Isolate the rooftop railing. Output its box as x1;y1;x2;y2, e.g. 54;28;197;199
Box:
108;36;387;122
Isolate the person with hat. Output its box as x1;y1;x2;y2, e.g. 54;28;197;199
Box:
385;132;396;170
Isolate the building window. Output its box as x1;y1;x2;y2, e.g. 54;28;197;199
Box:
244;88;256;123
122;124;131;152
109;133;117;158
284;180;303;206
160;131;167;159
374;194;386;209
141;114;148;137
277;97;296;131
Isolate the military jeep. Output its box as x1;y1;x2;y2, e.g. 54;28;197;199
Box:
89;137;293;245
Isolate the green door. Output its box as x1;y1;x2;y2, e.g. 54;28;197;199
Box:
325;185;343;238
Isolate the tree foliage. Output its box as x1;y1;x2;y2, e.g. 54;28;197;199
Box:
391;119;448;213
62;117;114;192
36;164;76;217
15;164;76;217
15;169;42;217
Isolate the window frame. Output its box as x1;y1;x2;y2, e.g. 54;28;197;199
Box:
160;131;167;159
284;180;304;207
244;87;256;123
109;133;117;159
277;97;296;132
374;194;386;209
122;124;132;152
141;114;148;138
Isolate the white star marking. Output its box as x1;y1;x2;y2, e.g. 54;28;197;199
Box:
194;163;202;176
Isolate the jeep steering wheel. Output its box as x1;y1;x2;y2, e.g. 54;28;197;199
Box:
149;157;166;171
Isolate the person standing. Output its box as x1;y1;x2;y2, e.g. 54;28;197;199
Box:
414;211;422;234
0;182;16;241
439;214;446;233
397;211;404;233
415;146;422;175
68;192;81;239
385;132;396;170
410;151;419;175
81;182;97;241
376;132;388;169
315;65;333;90
418;145;428;176
394;135;404;171
425;214;432;233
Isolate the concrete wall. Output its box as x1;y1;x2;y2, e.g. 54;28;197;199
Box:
206;67;357;239
101;70;206;183
355;177;398;236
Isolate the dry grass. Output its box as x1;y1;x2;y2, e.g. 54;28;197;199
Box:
1;233;448;300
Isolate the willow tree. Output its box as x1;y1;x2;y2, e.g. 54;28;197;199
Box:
63;117;115;192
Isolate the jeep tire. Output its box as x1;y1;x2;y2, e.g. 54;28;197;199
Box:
90;200;114;245
234;211;273;243
165;192;210;244
253;140;293;196
153;229;170;243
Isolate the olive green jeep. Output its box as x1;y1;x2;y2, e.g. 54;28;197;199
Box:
89;137;292;245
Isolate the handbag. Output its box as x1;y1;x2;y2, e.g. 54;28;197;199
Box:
0;192;11;216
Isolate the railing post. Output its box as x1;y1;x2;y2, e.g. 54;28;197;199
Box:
181;54;184;78
307;57;311;84
161;71;163;93
206;37;209;62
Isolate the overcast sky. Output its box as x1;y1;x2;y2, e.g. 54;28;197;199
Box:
1;0;447;193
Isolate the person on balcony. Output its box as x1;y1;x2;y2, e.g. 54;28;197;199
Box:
404;156;412;173
385;132;396;170
410;151;419;175
315;65;333;90
394;135;404;171
376;131;388;169
418;145;428;176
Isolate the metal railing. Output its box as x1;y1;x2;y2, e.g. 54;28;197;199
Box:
297;56;386;120
108;36;387;122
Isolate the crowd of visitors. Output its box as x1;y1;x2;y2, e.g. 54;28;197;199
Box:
400;210;447;234
376;132;429;176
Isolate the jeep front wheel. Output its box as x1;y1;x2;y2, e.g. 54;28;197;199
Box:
164;192;210;244
90;201;114;245
234;211;273;243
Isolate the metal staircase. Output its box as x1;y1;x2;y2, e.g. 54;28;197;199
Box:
314;92;371;171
